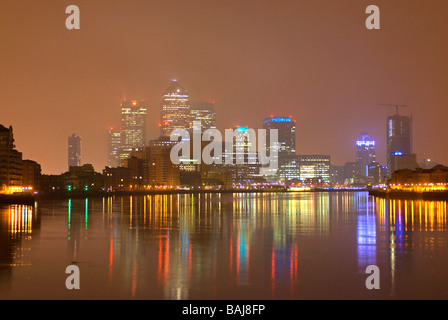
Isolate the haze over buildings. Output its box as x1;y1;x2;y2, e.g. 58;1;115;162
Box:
1;1;448;175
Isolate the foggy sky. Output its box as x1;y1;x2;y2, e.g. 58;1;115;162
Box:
1;0;448;174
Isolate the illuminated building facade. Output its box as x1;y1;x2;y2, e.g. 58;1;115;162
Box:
108;128;121;167
120;100;148;159
298;155;331;183
387;114;412;177
190;102;216;133
68;133;81;169
355;134;376;177
277;155;301;184
388;164;448;193
0;124;23;190
160;80;190;137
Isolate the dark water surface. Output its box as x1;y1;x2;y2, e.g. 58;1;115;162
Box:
1;191;447;300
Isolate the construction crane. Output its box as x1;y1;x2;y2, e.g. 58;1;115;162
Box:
379;104;408;115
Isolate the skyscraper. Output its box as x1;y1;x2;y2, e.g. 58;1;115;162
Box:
262;116;296;181
68;133;81;169
355;134;376;177
262;116;296;166
160;80;190;137
386;113;412;176
108;128;121;167
224;126;259;184
190;102;216;133
120;99;147;159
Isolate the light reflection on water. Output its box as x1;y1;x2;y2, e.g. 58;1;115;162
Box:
0;192;447;299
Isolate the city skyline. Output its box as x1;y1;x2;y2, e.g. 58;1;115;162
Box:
2;1;448;175
2;1;448;303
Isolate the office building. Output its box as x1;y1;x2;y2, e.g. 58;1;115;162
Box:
262;116;296;166
390;153;419;173
367;162;388;185
190;102;216;133
68;133;81;169
224;126;259;184
343;162;357;184
108;128;121;167
262;116;296;182
330;165;345;185
386;113;412;176
277;155;301;184
120;100;148;159
148;144;180;186
297;155;331;183
160;80;190;137
355;134;376;177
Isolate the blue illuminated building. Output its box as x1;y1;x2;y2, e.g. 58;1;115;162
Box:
355;134;376;177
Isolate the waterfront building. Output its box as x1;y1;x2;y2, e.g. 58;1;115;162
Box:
0;124;23;190
22;160;41;191
277;155;301;184
148;143;180;186
103;166;130;191
68;133;81;169
388;164;448;192
297;155;331;184
63;164;104;191
367;161;386;185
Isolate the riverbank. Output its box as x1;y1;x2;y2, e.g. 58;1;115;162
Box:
369;189;448;200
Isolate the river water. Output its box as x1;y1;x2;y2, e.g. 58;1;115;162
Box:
0;191;447;300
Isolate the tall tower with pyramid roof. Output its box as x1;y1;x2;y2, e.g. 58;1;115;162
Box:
160;80;190;137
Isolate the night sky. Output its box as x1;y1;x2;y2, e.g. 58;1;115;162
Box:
1;0;448;174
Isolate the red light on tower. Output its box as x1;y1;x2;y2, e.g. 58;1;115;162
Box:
132;101;137;106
